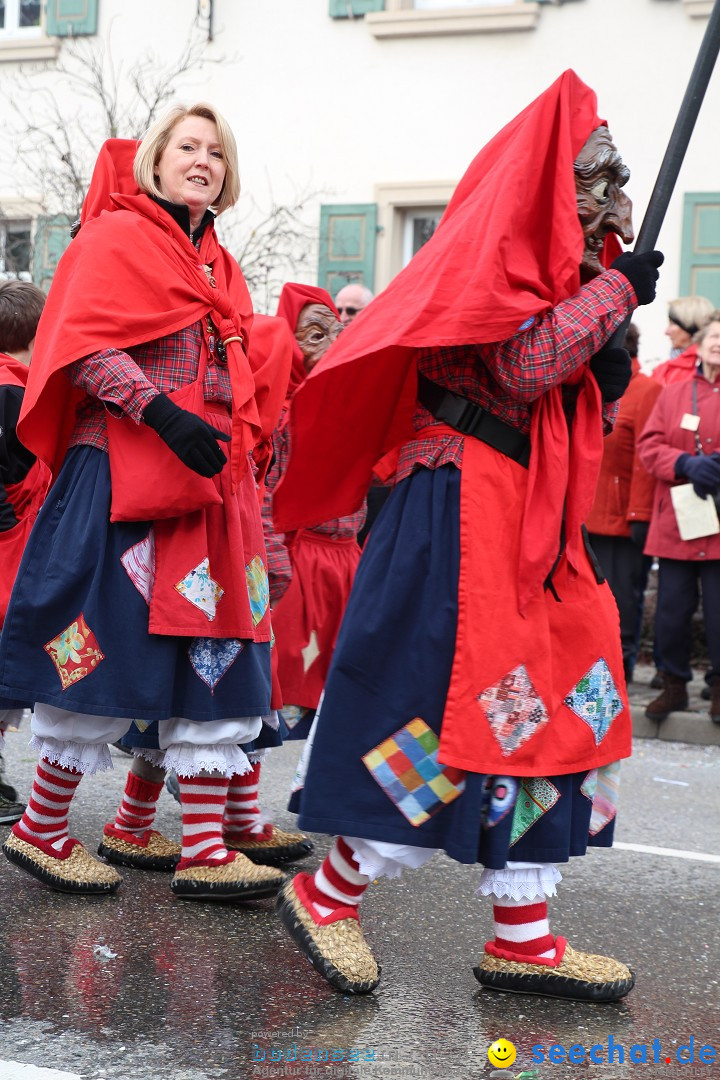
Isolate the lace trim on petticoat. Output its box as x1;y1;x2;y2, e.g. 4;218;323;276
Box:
31;735;113;775
160;741;252;778
129;748;166;769
476;865;562;901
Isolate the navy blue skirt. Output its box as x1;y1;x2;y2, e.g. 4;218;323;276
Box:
295;465;617;867
0;447;271;726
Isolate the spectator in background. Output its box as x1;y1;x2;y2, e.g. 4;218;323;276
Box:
334;282;374;328
0;280;50;825
638;313;720;724
653;295;715;385
586;324;661;685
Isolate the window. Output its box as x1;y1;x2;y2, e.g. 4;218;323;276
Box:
366;1;541;38
0;218;32;278
402;208;443;266
0;0;41;37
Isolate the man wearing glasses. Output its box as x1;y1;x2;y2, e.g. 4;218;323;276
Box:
335;283;374;327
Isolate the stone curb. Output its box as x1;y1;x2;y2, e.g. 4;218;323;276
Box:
630;702;720;747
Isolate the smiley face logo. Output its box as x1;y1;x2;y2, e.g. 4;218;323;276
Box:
488;1039;517;1069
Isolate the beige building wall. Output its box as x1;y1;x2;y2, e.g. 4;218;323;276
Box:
0;0;718;360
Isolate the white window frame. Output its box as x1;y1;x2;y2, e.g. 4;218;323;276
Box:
0;0;59;61
366;0;541;38
402;207;445;267
374;181;456;290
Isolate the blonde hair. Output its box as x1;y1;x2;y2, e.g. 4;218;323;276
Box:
667;295;715;337
133;102;240;215
695;311;720;344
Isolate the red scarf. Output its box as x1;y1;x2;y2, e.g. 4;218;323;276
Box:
274;70;621;609
18;140;258;490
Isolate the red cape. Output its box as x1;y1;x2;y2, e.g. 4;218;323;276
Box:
247;314;294;490
274;70;622;608
19;140;258;489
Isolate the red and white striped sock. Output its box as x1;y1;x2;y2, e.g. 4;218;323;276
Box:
224;762;266;837
178;773;231;865
492;897;556;961
112;771;163;836
13;759;83;854
301;837;370;922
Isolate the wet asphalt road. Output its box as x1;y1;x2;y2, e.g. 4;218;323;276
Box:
0;726;718;1080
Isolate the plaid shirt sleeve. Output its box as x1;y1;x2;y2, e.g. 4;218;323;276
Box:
69;348;158;424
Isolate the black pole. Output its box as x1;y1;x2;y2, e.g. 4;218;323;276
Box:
634;0;720;254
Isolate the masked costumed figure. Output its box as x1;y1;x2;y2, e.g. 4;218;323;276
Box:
0;107;289;901
273;71;663;1000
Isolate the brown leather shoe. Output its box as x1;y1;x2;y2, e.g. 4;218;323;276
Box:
645;674;689;722
709;676;720;725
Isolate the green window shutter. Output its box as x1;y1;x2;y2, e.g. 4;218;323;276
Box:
46;0;99;37
329;0;385;18
32;215;73;292
680;192;720;305
318;204;377;296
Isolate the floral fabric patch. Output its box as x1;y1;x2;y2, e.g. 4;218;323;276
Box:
589;761;621;836
175;558;224;621
481;776;519;829
188;637;245;693
120;531;155;606
282;705;311;731
246;555;270;627
479;665;549;756
362;717;466;827
44;613;105;690
510;777;560;845
564;658;623;744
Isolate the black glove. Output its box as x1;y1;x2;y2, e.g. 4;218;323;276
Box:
610;250;664;306
629;521;649;549
142;393;231;477
675;452;720;498
589;345;632;402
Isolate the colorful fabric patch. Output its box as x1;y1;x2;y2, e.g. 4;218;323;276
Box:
301;629;320;673
564;658;623;744
131;717;150;734
581;768;598;802
282;705;310;731
120;531;155;605
188;637;245;693
175;558;224;621
479;665;549;756
481;776;518;829
510;778;560;845
589;761;621;836
246;555;269;627
44;613;105;690
362;717;466;827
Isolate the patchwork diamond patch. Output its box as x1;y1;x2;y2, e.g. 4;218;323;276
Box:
246;555;269;627
120;531;155;605
481;776;518;829
188;637;245;693
44;613;105;690
510;777;560;845
589;761;621;836
479;665;549;756
581;768;598;802
362;717;466;827
175;558;224;621
564;658;623;744
282;705;311;731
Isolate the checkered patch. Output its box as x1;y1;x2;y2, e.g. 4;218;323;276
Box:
479;664;549;756
362;717;466;827
510;778;560;845
564;658;623;744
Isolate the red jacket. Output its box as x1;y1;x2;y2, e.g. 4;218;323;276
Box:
652;344;698;387
637;369;720;560
586;362;661;536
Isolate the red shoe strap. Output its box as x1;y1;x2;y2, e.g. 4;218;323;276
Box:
294;872;360;926
176;851;236;872
484;935;567;968
103;823;154;848
11;826;80;861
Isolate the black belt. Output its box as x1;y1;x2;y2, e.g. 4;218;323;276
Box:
417;372;531;469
